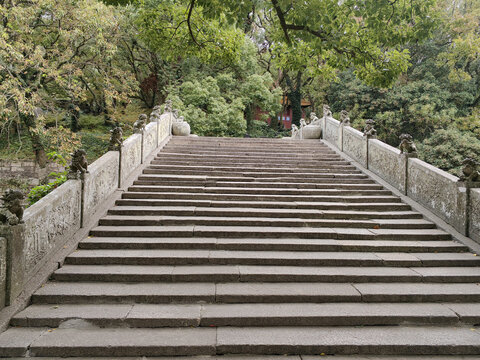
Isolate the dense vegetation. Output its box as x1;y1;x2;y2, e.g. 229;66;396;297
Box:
0;0;478;176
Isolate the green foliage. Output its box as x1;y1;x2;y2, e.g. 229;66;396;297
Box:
248;120;290;139
79;132;111;163
418;127;480;175
27;175;67;206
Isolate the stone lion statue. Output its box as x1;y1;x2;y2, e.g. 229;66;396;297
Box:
0;190;24;225
363;119;377;137
108;126;123;151
323;104;332;118
172;115;191;136
163;100;173;113
68;149;89;179
399;134;417;154
309;112;321;126
459;158;480;182
340;110;351;126
133;114;147;134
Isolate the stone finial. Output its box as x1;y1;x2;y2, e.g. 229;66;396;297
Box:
399;133;417;155
459;158;480;183
323;104;332;118
67;149;89;180
150;105;162;122
363;119;377;138
173;109;180;120
133;114;147;134
0;189;24;225
309;112;321;126
340;110;350;126
108;126;123;151
172;115;191;136
163;100;173;113
300;118;307;128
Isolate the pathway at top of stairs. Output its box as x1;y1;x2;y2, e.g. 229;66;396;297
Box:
2;136;480;358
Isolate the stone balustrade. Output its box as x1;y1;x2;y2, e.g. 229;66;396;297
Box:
0;112;173;311
322;112;479;243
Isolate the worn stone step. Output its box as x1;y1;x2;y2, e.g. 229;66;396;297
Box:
115;198;412;211
107;206;423;220
78;237;467;252
65;249;478;267
11;303;466;328
127;185;391;197
144;169;366;178
53;264;480;283
98;215;434;230
89;225;451;240
156;152;343;161
6;357;480;360
146;165;360;174
121;192;402;203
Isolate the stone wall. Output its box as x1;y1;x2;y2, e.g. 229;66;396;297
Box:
23;180;82;277
82;152;119;225
0;237;5;309
158;113;172;143
368;139;406;193
407;159;467;235
143;122;158;163
342;127;367;168
470;189;480;243
324;118;341;149
120;134;142;187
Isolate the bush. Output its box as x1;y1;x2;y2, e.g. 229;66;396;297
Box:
247;120;290;138
27;175;67;205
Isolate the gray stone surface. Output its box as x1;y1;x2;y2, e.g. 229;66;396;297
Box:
407;158;467;235
343;126;367;167
0;224;25;305
23;180;81;278
83;151;119;225
324;118;341;148
368;139;406;192
445;303;480;323
0;237;4;309
143;122;158;162
29;328;216;357
216;326;480;354
120;134;142;187
157;113;172;145
127;304;201;327
471;188;480;243
0;327;47;357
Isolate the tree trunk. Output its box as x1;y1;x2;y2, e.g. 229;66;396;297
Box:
20;113;48;168
245;103;254;133
285;71;303;126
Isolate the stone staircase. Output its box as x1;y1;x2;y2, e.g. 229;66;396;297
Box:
2;136;480;358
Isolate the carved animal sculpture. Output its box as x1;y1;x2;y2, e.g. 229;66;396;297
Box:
323;105;332;118
459;158;480;182
108;126;123;151
363;119;377;137
68;149;89;179
309;112;321;126
133;114;147;133
399;134;417;154
0;190;24;225
340;110;351;126
163;100;173;113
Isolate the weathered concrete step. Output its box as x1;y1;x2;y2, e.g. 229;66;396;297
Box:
143;169;365;178
137;174;376;185
134;179;381;190
89;226;452;240
122;192;401;203
52;265;480;283
107;206;423;220
6;357;480;360
127;185;391;197
98;215;433;230
12;303;468;328
65;249;479;267
79;237;467;252
156;152;343;161
152;159;353;167
3;326;480;357
159;150;339;157
147;164;358;173
115;199;412;211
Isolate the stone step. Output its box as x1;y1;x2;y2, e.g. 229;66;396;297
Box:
3;325;480;357
79;237;467;252
147;164;359;173
31;282;480;304
12;302;472;328
115;198;413;211
52;265;480;283
133;179;382;190
89;226;451;240
143;169;365;178
98;215;434;229
5;357;480;360
121;192;401;203
152;159;353;167
156;152;343;161
137;174;376;184
107;206;423;220
64;249;479;267
127;185;391;197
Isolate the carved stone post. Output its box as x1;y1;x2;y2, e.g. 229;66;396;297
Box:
399;134;418;195
339;110;350;152
458;158;480;237
363;119;377;169
109;125;124;189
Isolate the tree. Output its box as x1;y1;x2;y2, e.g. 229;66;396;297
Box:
0;0;136;166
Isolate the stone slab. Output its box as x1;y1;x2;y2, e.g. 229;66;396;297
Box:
0;237;5;309
120;134;142;187
143;122;158;161
127;304;202;327
471;188;480;244
445;303;480;324
0;327;48;357
29;328;216;357
343;126;367;167
368;139;406;193
411;267;480;282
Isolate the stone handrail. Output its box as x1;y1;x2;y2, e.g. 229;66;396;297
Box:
321;113;480;244
0;112;174;310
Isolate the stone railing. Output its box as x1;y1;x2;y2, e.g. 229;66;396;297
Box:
321;111;480;244
0;110;173;310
